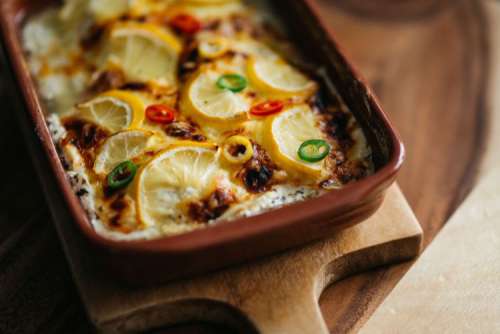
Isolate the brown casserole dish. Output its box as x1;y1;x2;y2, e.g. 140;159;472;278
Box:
0;0;404;285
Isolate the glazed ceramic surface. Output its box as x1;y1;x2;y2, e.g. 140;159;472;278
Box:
0;0;403;285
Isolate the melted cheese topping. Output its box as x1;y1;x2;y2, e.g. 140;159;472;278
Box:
25;0;373;240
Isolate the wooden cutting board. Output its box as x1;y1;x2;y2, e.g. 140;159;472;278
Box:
47;185;421;333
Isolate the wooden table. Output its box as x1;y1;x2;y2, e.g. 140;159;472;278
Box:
0;0;488;333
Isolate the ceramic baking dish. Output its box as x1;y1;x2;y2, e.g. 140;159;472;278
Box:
0;0;404;285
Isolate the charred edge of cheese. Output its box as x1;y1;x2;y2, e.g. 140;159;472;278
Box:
218;184;322;222
47;114;165;240
46;114;324;240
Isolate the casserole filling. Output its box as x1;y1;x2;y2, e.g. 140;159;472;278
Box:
24;0;374;240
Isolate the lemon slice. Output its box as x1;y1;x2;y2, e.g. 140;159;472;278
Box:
182;69;250;122
232;38;278;59
129;0;174;16
266;104;327;177
248;57;317;98
108;22;181;87
89;0;129;22
136;143;220;226
94;130;157;175
60;0;88;23
170;2;244;20
182;0;240;4
76;90;145;132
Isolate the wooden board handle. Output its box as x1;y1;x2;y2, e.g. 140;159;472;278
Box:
248;296;328;334
65;186;422;334
242;277;328;334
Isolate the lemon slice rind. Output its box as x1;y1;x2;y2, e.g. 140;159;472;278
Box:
136;143;220;227
75;90;145;133
93;129;156;175
248;57;317;98
108;22;181;87
182;69;250;123
266;104;326;177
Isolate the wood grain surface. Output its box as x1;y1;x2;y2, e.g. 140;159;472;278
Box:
0;0;489;333
318;0;489;332
54;184;419;334
359;5;500;331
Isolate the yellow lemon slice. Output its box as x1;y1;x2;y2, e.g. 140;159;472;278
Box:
182;0;240;4
76;90;145;132
60;0;88;23
169;2;244;20
89;0;129;22
136;143;220;226
129;0;175;17
93;129;159;175
108;22;181;87
248;57;317;98
182;69;250;122
266;104;327;177
232;38;278;59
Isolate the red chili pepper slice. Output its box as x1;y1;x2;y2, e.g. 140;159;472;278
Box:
250;100;284;116
146;104;176;124
169;14;201;35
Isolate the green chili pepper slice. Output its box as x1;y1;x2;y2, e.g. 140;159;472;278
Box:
106;160;137;191
298;139;331;163
216;74;247;93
